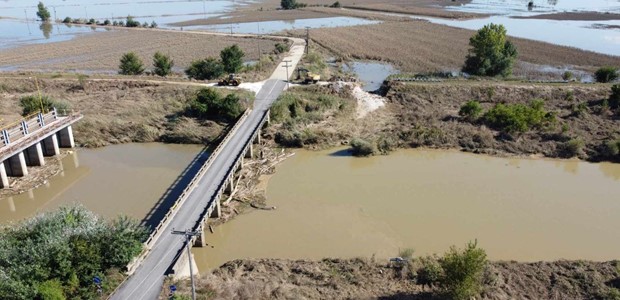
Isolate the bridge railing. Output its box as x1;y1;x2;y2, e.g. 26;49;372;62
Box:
125;108;252;275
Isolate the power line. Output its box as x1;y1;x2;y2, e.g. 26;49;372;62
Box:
171;229;201;300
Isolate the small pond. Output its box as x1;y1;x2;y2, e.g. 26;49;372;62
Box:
342;61;399;92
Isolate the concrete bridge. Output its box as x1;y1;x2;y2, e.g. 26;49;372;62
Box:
0;108;82;189
110;37;305;300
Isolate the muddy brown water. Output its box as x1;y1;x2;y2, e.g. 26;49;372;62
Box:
194;148;620;270
0;143;202;224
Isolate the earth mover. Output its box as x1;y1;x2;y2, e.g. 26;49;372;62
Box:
297;68;320;84
218;74;242;86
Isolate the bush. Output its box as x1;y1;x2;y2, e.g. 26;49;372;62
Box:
118;52;145;75
601;139;620;158
463;23;518;77
330;1;342;8
125;16;140;27
220;44;245;74
594;67;619;83
37;280;65;300
37;2;51;22
459;100;483;121
560;138;584;158
274;43;290;54
19;95;68;116
399;248;415;260
609;84;620;109
439;241;487;300
150;21;158;28
417;256;443;288
281;0;298;9
188;88;243;121
562;71;574;81
153;52;174;77
103;19;111;26
185;58;225;80
62;17;72;23
350;138;375;156
482;99;553;133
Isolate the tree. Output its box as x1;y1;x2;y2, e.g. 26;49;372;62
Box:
188;88;243;121
37;280;65;300
185;58;225;80
220;45;245;73
281;0;298;9
118;52;145;75
594;67;619;83
125;16;140;27
459;100;483;121
153;52;174;77
36;2;51;22
439;241;487;300
19;95;68;116
463;23;518;77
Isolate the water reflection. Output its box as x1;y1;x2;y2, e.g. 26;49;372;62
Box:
39;22;52;39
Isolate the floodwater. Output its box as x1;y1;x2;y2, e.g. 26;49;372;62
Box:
342;61;399;92
427;0;620;56
194;148;620;270
188;17;381;34
0;143;202;225
0;19;110;50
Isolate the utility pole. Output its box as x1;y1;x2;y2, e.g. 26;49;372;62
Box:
24;10;31;35
257;22;261;58
172;229;200;300
53;6;57;22
305;26;310;55
282;60;292;88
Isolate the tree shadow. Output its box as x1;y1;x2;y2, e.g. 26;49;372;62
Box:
378;291;445;300
329;148;352;157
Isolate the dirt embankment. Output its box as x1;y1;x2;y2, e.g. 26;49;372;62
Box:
164;258;620;299
513;11;620;21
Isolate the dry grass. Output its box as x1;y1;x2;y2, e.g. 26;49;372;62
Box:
0;29;281;74
304;20;620;74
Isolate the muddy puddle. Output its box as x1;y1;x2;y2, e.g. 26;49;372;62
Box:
188;17;380;34
194;148;620;270
342;61;399;92
0;143;202;224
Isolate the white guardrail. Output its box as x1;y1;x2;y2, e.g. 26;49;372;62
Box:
124;109;251;276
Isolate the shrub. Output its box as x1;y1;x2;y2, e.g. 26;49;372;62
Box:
188;88;243;121
103;19;111;26
62;17;72;23
36;2;51;22
330;1;342;8
399;248;415;260
463;23;518;77
19;95;68;116
150;21;158;28
142;21;149;27
562;71;574;81
417;256;443;288
609;84;620;109
482;99;553;133
281;0;298;9
274;43;290;54
439;241;487;300
125;16;140;27
112;20;118;26
118;20;124;26
560;138;584;158
594;67;619;83
153;52;174;77
459;100;483;121
350;138;375;156
601;139;620;158
220;44;245;73
185;58;225;80
118;52;145;75
87;18;96;25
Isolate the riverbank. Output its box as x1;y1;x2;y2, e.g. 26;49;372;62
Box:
164;258;620;299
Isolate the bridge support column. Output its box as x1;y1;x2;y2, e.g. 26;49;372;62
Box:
254;129;261;144
193;230;206;247
245;144;253;159
6;153;28;177
42;134;60;156
25;143;45;167
0;162;9;189
58;126;75;148
210;199;221;218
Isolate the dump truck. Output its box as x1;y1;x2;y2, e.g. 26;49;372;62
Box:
218;74;242;86
296;68;320;84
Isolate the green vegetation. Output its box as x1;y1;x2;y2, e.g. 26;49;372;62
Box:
601;139;620;158
562;71;574;81
439;241;487;300
417;256;443;288
463;23;518;77
187;88;244;122
281;0;299;9
153;52;174;77
350;138;376;156
19;95;68;116
560;138;584;158
62;17;72;23
609;84;620;109
399;248;415;260
330;1;342;8
118;52;145;75
482;99;555;134
459;100;483;121
0;206;147;299
594;67;618;83
220;44;245;74
36;2;51;22
274;43;290;54
185;58;224;80
125;16;140;28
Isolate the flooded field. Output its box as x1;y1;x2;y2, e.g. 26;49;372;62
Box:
0;143;202;224
189;17;380;34
342;61;399;91
194;148;620;270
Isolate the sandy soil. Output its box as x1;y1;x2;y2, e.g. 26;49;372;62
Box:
0;29;281;74
514;11;620;21
164;258;620;299
300;20;620;76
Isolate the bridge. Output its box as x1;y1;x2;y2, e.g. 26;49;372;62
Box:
110;37;305;300
0;108;82;189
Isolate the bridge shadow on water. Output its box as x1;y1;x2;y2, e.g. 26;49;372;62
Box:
140;145;211;232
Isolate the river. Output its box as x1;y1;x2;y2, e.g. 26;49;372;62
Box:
194;148;620;270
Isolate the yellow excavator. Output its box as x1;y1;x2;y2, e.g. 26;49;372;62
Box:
218;74;242;86
297;68;320;84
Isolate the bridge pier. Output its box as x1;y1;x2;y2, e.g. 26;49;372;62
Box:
0;162;9;188
6;153;28;177
245;143;253;159
193;230;206;247
25;143;45;167
210;199;221;218
58;126;75;148
42;134;60;156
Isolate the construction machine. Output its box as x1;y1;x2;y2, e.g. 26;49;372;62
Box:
218;74;242;86
296;68;320;84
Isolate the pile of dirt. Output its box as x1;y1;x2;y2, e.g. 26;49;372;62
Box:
164;258;620;299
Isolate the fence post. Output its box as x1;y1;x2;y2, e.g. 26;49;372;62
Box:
37;113;45;127
52;107;58;120
20;121;29;135
1;130;9;145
